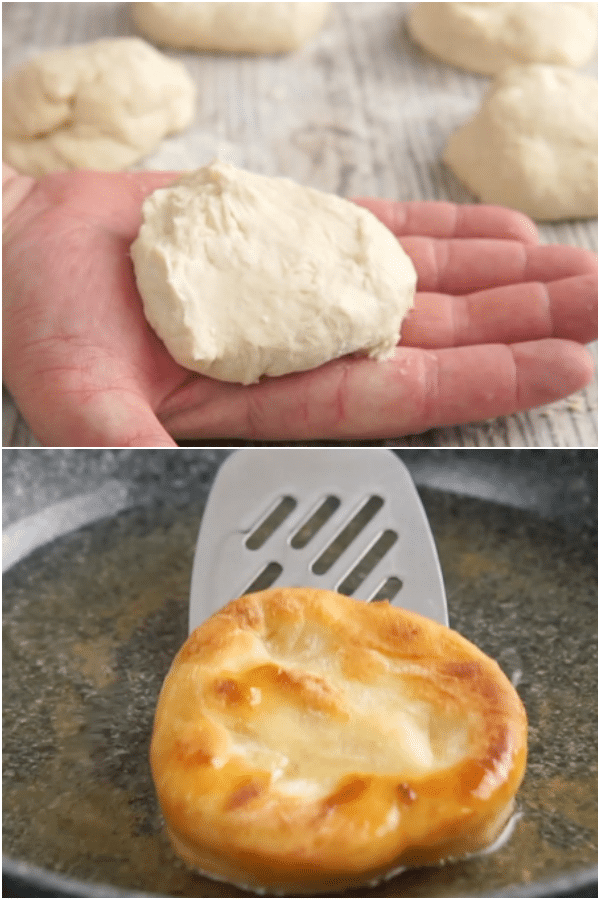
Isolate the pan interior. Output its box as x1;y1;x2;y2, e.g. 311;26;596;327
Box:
2;490;597;898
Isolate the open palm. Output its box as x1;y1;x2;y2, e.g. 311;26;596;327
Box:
3;167;597;446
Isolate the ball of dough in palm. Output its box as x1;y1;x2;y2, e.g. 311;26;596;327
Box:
130;161;417;384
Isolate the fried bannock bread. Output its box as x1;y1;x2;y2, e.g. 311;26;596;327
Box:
150;588;527;894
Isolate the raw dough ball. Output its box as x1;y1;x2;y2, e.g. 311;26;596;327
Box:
443;65;598;221
407;3;598;75
131;2;328;53
2;38;196;176
130;161;417;384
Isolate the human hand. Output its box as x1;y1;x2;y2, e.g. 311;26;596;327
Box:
3;165;596;446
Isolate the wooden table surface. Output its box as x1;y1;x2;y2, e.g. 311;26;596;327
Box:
2;2;597;447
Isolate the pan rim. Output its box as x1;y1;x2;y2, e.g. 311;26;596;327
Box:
2;855;598;898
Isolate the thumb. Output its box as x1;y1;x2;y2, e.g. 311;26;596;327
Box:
58;391;179;447
10;383;178;447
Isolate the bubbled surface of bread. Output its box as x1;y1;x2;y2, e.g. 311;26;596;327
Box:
150;588;527;894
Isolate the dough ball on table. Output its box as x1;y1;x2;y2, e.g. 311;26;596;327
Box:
131;2;328;53
150;587;528;894
130;161;417;384
2;38;196;176
443;65;598;222
407;2;598;75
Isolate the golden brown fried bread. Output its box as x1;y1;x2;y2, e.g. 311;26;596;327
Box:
150;588;527;894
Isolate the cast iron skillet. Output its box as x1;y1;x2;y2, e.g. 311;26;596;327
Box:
2;450;597;898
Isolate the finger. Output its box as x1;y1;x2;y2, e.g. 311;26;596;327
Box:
414;340;595;435
77;393;179;446
353;198;539;244
399;237;598;295
160;339;594;441
401;273;598;348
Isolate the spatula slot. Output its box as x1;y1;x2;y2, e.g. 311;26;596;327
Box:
190;449;448;630
290;495;341;549
311;495;385;575
369;576;404;603
242;561;284;593
336;529;398;596
245;496;297;550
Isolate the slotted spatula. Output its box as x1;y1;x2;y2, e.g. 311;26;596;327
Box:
189;448;448;633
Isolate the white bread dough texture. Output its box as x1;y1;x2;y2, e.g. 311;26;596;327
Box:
131;2;328;53
130;162;417;384
443;65;598;221
407;3;598;75
2;38;196;176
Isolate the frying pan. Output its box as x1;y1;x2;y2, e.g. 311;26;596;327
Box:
3;449;597;898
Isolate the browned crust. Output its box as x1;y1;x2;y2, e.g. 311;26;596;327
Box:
150;588;527;893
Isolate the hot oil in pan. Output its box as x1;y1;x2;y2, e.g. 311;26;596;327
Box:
2;492;597;897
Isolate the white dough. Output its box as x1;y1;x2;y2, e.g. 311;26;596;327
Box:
130;162;417;384
407;3;598;75
131;2;328;53
2;38;196;176
443;65;598;221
